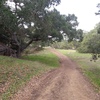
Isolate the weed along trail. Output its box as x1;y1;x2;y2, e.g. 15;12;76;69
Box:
13;48;100;100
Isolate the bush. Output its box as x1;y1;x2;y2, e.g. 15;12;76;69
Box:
51;40;80;50
77;46;88;53
69;41;81;49
77;34;100;54
51;41;71;49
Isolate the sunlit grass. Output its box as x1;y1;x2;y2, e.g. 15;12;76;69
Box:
58;49;100;91
22;49;59;68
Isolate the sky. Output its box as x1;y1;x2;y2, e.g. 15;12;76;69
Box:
56;0;100;31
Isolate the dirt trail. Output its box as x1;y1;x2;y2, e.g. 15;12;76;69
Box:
13;48;100;100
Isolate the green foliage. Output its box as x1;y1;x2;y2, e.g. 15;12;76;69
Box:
42;9;79;42
75;29;83;42
96;23;100;34
51;40;80;50
69;41;81;49
77;34;100;54
64;14;79;42
95;3;100;34
0;0;79;57
0;0;61;56
51;41;70;49
0;1;17;44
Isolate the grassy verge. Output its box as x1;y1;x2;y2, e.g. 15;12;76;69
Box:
58;49;100;91
0;49;59;100
22;49;59;68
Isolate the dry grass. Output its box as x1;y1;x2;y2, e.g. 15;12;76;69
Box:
58;49;100;91
0;49;59;100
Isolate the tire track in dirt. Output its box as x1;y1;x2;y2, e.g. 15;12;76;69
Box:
13;48;100;100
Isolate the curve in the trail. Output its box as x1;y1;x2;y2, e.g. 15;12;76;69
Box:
13;48;100;100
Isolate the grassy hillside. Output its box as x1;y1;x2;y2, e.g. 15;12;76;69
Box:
0;49;59;100
58;49;100;91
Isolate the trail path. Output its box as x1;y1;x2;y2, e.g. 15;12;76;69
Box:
13;48;100;100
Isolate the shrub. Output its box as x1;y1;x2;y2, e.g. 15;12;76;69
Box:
51;40;80;50
77;34;100;54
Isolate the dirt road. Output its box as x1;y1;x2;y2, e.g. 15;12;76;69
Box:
13;48;100;100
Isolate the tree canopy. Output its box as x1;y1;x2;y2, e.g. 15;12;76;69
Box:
0;0;79;57
96;3;100;15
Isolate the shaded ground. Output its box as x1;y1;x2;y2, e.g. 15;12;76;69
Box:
13;48;100;100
